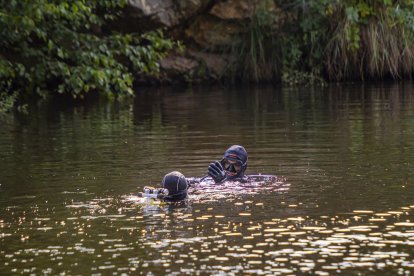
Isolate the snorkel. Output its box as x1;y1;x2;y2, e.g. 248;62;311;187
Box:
222;145;248;180
138;171;188;202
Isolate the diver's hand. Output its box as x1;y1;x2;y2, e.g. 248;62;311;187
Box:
208;161;226;183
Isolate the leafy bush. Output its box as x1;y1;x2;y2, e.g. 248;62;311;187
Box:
0;0;178;112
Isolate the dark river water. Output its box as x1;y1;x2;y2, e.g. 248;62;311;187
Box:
1;83;414;274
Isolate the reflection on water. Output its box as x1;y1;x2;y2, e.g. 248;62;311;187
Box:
2;197;414;274
188;175;288;203
1;83;414;274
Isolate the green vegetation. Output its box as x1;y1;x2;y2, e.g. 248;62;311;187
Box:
1;0;414;112
225;0;414;84
0;0;177;112
323;0;414;80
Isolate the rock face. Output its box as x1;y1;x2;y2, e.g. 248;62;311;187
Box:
185;15;243;48
210;0;260;20
121;0;289;82
188;51;229;79
125;0;211;29
128;0;176;27
159;55;199;82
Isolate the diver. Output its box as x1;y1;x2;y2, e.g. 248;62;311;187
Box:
138;171;188;202
207;145;248;183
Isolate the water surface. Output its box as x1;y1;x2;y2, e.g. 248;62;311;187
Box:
1;83;414;274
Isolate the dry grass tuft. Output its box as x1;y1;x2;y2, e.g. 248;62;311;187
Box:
325;15;414;81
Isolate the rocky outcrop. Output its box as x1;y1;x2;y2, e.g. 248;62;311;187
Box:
128;0;177;27
120;0;290;83
185;15;243;48
119;0;212;31
158;51;230;83
210;0;259;20
159;55;199;82
188;51;230;79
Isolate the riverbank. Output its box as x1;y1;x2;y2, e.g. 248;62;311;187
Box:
121;0;414;84
1;0;414;112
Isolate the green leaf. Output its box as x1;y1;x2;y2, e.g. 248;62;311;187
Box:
346;6;359;23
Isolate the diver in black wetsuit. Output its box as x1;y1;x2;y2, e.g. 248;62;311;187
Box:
207;145;248;183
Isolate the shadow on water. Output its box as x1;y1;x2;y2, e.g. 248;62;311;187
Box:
1;82;414;274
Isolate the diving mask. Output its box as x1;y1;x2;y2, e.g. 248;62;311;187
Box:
221;158;243;176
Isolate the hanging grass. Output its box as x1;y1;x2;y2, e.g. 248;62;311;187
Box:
324;1;414;81
225;0;414;83
223;0;282;83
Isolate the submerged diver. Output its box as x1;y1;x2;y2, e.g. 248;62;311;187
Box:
207;145;248;183
138;171;188;202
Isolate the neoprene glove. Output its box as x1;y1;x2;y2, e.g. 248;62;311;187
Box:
208;161;226;183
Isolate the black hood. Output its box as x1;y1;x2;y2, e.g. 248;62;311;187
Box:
161;171;188;201
223;145;248;179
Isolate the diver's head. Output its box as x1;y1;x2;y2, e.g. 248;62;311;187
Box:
221;145;248;179
161;171;188;202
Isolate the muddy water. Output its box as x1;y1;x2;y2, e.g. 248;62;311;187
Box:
1;83;414;274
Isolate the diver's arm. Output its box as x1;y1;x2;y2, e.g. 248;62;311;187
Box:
186;174;220;187
187;161;227;186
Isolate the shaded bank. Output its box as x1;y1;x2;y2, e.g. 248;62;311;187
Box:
147;0;414;84
1;0;414;112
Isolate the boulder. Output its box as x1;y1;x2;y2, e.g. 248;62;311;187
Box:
210;0;260;20
159;55;200;81
185;15;243;48
128;0;176;27
188;51;230;79
176;0;212;21
119;0;212;31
